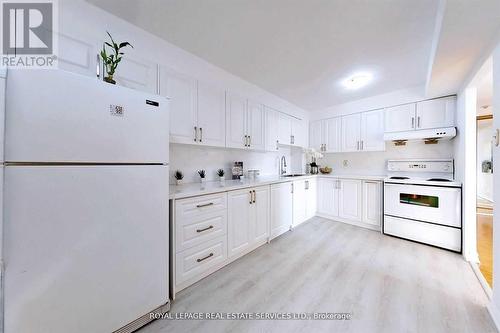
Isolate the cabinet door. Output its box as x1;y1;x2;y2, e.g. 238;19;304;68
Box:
305;178;317;220
114;57;159;94
291;118;307;148
227;189;252;258
226;92;248;149
197;81;226;147
326;117;341;152
265;107;280;151
309;120;324;151
270;182;293;240
341;114;361;152
278;113;292;145
318;178;339;217
416;97;455;129
361;109;385;152
362;181;382;226
384;103;416;133
58;33;97;77
339;179;362;221
247;100;266;150
161;68;197;144
252;186;270;245
292;181;307;227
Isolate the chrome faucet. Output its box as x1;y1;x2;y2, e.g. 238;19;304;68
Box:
280;155;287;175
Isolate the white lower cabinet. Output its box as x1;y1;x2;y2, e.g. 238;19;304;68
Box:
362;181;382;226
318;177;382;230
338;179;362;221
270;182;293;240
293;178;317;227
227;186;269;259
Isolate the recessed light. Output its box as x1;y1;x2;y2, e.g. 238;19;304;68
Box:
342;73;373;90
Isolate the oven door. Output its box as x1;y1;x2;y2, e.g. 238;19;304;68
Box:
384;183;461;227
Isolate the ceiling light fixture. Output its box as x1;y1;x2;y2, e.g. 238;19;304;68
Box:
342;73;373;90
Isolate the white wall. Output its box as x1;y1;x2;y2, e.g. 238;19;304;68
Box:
477;117;494;201
319;141;454;176
169;144;304;184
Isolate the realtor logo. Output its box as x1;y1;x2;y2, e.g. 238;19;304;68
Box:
1;0;57;68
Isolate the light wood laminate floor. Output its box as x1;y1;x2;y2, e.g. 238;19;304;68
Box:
141;217;496;333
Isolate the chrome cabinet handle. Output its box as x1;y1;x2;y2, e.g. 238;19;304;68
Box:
196;225;214;233
411;117;415;129
196;202;214;208
249;190;253;204
417;117;421;128
276;140;279;150
253;190;256;203
361;140;364;150
357;141;360;150
194;126;198;142
305;181;309;190
494;129;500;147
291;183;294;193
248;135;251;147
197;253;214;262
199;127;203;142
244;135;248;147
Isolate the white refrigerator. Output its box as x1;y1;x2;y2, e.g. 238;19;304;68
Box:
2;70;170;333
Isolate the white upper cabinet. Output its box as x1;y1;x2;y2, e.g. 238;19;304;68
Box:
57;33;97;77
416;97;455;129
226;93;266;150
384;103;416;133
247;100;266;150
338;179;362;221
278;113;292;145
360;109;385;151
291;118;307;148
309;120;324;151
326;117;342;153
161;68;198;145
197;81;226;147
341;113;361;152
226;92;248;149
265;107;280;151
162;68;225;147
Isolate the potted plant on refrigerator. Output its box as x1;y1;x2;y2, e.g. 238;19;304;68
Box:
198;170;206;183
100;32;133;84
174;170;184;186
217;169;225;183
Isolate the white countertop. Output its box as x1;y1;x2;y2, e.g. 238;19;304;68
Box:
169;174;386;200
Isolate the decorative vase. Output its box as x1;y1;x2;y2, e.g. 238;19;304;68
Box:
175;179;183;186
104;76;116;84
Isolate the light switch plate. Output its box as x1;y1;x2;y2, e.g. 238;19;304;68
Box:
343;160;349;167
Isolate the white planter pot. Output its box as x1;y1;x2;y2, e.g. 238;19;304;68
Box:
200;178;206;183
175;179;183;186
219;176;225;182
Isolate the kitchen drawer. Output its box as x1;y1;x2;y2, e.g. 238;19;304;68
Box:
176;236;227;285
175;192;227;223
384;215;461;252
176;211;227;252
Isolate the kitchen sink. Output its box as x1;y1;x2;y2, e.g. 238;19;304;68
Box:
282;174;306;177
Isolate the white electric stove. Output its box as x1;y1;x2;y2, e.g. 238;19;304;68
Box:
383;159;462;252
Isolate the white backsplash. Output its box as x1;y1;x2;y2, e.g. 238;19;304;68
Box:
170;144;305;184
318;140;455;176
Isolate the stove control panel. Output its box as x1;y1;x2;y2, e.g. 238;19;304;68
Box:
387;159;454;173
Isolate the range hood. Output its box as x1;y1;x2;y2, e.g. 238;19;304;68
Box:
383;127;457;143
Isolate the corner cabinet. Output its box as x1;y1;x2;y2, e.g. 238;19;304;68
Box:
226;92;265;150
161;68;225;147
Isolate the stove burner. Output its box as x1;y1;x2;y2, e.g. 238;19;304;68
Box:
427;178;451;182
390;177;410;180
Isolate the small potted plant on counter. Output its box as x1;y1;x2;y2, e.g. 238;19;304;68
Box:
198;169;206;183
217;169;225;183
174;170;184;185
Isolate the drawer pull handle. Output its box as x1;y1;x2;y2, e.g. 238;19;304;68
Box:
196;225;214;233
197;253;214;262
196;202;214;208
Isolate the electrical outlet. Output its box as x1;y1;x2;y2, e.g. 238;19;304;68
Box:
343;160;349;168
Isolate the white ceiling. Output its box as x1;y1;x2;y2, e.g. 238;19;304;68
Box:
88;0;500;112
